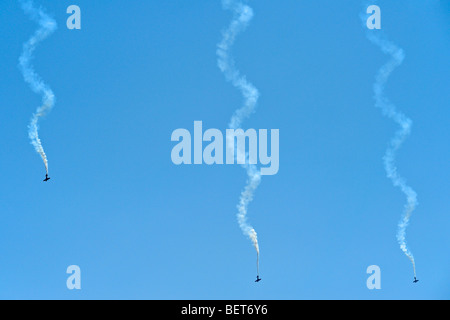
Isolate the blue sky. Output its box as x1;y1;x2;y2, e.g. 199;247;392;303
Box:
0;0;449;299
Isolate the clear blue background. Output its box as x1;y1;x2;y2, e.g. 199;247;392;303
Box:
0;0;448;299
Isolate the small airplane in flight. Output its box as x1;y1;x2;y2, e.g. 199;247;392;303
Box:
255;276;262;283
43;174;51;182
413;277;419;284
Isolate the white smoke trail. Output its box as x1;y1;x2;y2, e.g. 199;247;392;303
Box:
364;21;418;278
217;0;261;275
18;0;57;175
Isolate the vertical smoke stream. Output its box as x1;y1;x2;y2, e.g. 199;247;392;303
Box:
364;6;418;278
217;0;261;276
18;0;57;175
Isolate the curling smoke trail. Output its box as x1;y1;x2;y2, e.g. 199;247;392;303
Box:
18;0;57;175
365;23;418;279
217;0;261;276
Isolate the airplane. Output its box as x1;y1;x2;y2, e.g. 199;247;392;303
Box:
43;174;51;182
413;277;419;284
255;276;262;283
